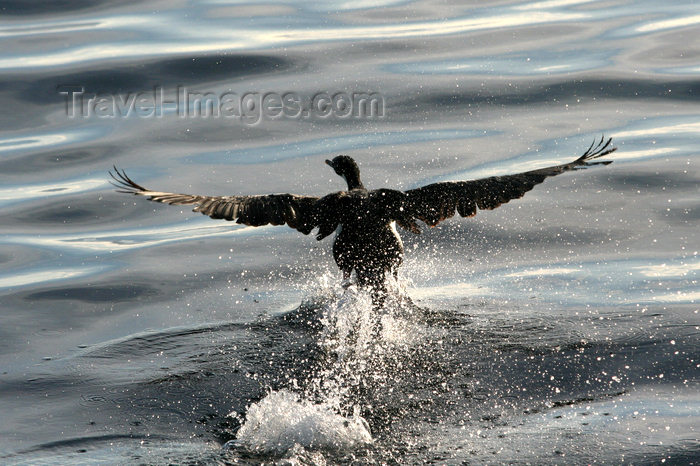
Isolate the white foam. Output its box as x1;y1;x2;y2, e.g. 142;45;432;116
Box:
230;280;423;457
232;390;372;455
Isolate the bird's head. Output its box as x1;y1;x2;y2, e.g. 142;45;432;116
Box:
325;155;364;190
325;155;358;177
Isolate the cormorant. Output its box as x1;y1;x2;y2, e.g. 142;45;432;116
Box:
110;136;616;305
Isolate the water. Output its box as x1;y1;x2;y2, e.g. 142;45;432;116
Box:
1;0;698;463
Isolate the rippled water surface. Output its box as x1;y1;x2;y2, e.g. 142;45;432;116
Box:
1;1;698;464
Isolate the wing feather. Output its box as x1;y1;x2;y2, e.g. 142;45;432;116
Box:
405;136;616;227
109;167;320;234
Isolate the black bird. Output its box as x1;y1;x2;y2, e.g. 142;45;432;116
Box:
110;136;616;305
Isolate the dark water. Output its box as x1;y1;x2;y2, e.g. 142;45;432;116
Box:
1;1;698;464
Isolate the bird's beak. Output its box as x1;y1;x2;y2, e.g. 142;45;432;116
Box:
325;159;333;167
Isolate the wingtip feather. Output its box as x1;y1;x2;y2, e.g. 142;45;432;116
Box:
576;135;617;164
108;166;149;194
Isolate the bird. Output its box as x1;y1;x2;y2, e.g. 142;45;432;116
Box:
110;136;616;306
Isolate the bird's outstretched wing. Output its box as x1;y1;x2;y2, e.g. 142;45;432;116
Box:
403;136;616;227
109;168;320;234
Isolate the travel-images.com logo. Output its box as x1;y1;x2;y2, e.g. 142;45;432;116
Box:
58;86;385;124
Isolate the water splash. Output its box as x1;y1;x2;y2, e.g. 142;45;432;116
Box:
229;389;371;455
230;278;425;457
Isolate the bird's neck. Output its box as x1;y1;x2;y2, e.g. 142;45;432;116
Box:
343;173;364;190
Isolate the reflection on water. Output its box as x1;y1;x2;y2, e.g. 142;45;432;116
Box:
3;220;264;253
0;0;698;463
0;266;106;289
0;177;105;204
388;49;616;75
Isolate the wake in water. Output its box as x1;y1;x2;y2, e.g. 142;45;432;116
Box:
227;277;428;460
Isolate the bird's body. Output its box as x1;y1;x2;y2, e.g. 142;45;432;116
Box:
111;137;616;305
328;189;404;289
